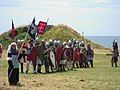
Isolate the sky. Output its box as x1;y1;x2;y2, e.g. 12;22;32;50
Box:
0;0;120;36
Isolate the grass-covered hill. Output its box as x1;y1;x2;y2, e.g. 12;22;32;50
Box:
0;24;103;49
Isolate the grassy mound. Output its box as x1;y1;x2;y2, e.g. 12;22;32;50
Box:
0;24;103;49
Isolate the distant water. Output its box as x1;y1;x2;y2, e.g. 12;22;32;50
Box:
85;36;120;50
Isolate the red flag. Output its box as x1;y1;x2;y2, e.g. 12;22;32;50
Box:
37;21;47;35
10;20;16;39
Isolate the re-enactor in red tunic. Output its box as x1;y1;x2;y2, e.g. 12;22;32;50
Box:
26;39;38;73
73;48;80;68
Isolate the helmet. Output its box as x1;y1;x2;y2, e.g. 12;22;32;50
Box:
45;42;50;49
49;39;53;46
68;40;72;46
63;42;66;46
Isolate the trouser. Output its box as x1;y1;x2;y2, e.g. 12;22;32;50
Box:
111;62;117;67
59;60;65;71
111;60;117;67
79;57;84;68
14;68;19;83
26;61;36;73
44;61;49;73
8;68;19;85
23;54;26;62
61;64;65;71
20;63;23;73
73;61;79;68
37;58;42;73
85;62;89;68
111;57;118;67
89;60;93;67
66;60;73;70
49;61;54;72
79;61;83;68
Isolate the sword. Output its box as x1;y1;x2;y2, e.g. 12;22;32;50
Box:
44;45;54;54
8;68;14;78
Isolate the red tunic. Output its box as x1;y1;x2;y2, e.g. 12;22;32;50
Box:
27;47;38;66
0;47;2;53
55;46;63;65
73;48;80;62
66;48;73;61
31;47;38;66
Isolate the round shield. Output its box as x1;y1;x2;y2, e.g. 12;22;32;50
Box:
50;50;56;67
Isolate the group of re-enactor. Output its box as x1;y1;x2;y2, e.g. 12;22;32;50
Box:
0;38;119;86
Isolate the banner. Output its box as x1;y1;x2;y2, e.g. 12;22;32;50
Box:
37;21;47;35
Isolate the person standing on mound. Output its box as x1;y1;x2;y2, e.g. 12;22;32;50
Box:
111;39;119;67
86;43;94;68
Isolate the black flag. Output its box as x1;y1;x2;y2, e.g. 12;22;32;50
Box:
28;17;37;40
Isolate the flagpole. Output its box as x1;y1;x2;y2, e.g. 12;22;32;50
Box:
46;18;49;24
11;19;14;42
61;27;64;42
82;31;84;42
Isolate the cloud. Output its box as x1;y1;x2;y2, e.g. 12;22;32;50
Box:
0;0;23;7
0;0;120;35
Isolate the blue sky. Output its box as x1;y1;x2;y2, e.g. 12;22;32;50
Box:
0;0;120;36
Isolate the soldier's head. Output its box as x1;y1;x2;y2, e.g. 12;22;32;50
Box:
41;39;45;45
63;42;67;47
11;42;17;50
45;42;50;49
17;39;21;44
54;40;58;47
75;41;79;48
68;40;72;47
113;39;118;49
79;41;85;48
0;44;2;48
87;43;91;48
49;39;54;46
28;39;34;47
73;38;76;43
57;40;61;47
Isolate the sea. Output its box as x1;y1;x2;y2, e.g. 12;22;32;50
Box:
85;36;120;50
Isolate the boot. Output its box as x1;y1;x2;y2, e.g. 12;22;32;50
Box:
33;66;36;74
79;62;83;68
111;61;114;67
63;65;66;71
91;60;94;68
50;65;53;72
73;63;75;68
37;64;41;73
76;63;79;68
115;62;117;67
45;66;49;73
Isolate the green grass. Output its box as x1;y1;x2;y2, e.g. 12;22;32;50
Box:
0;53;120;90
